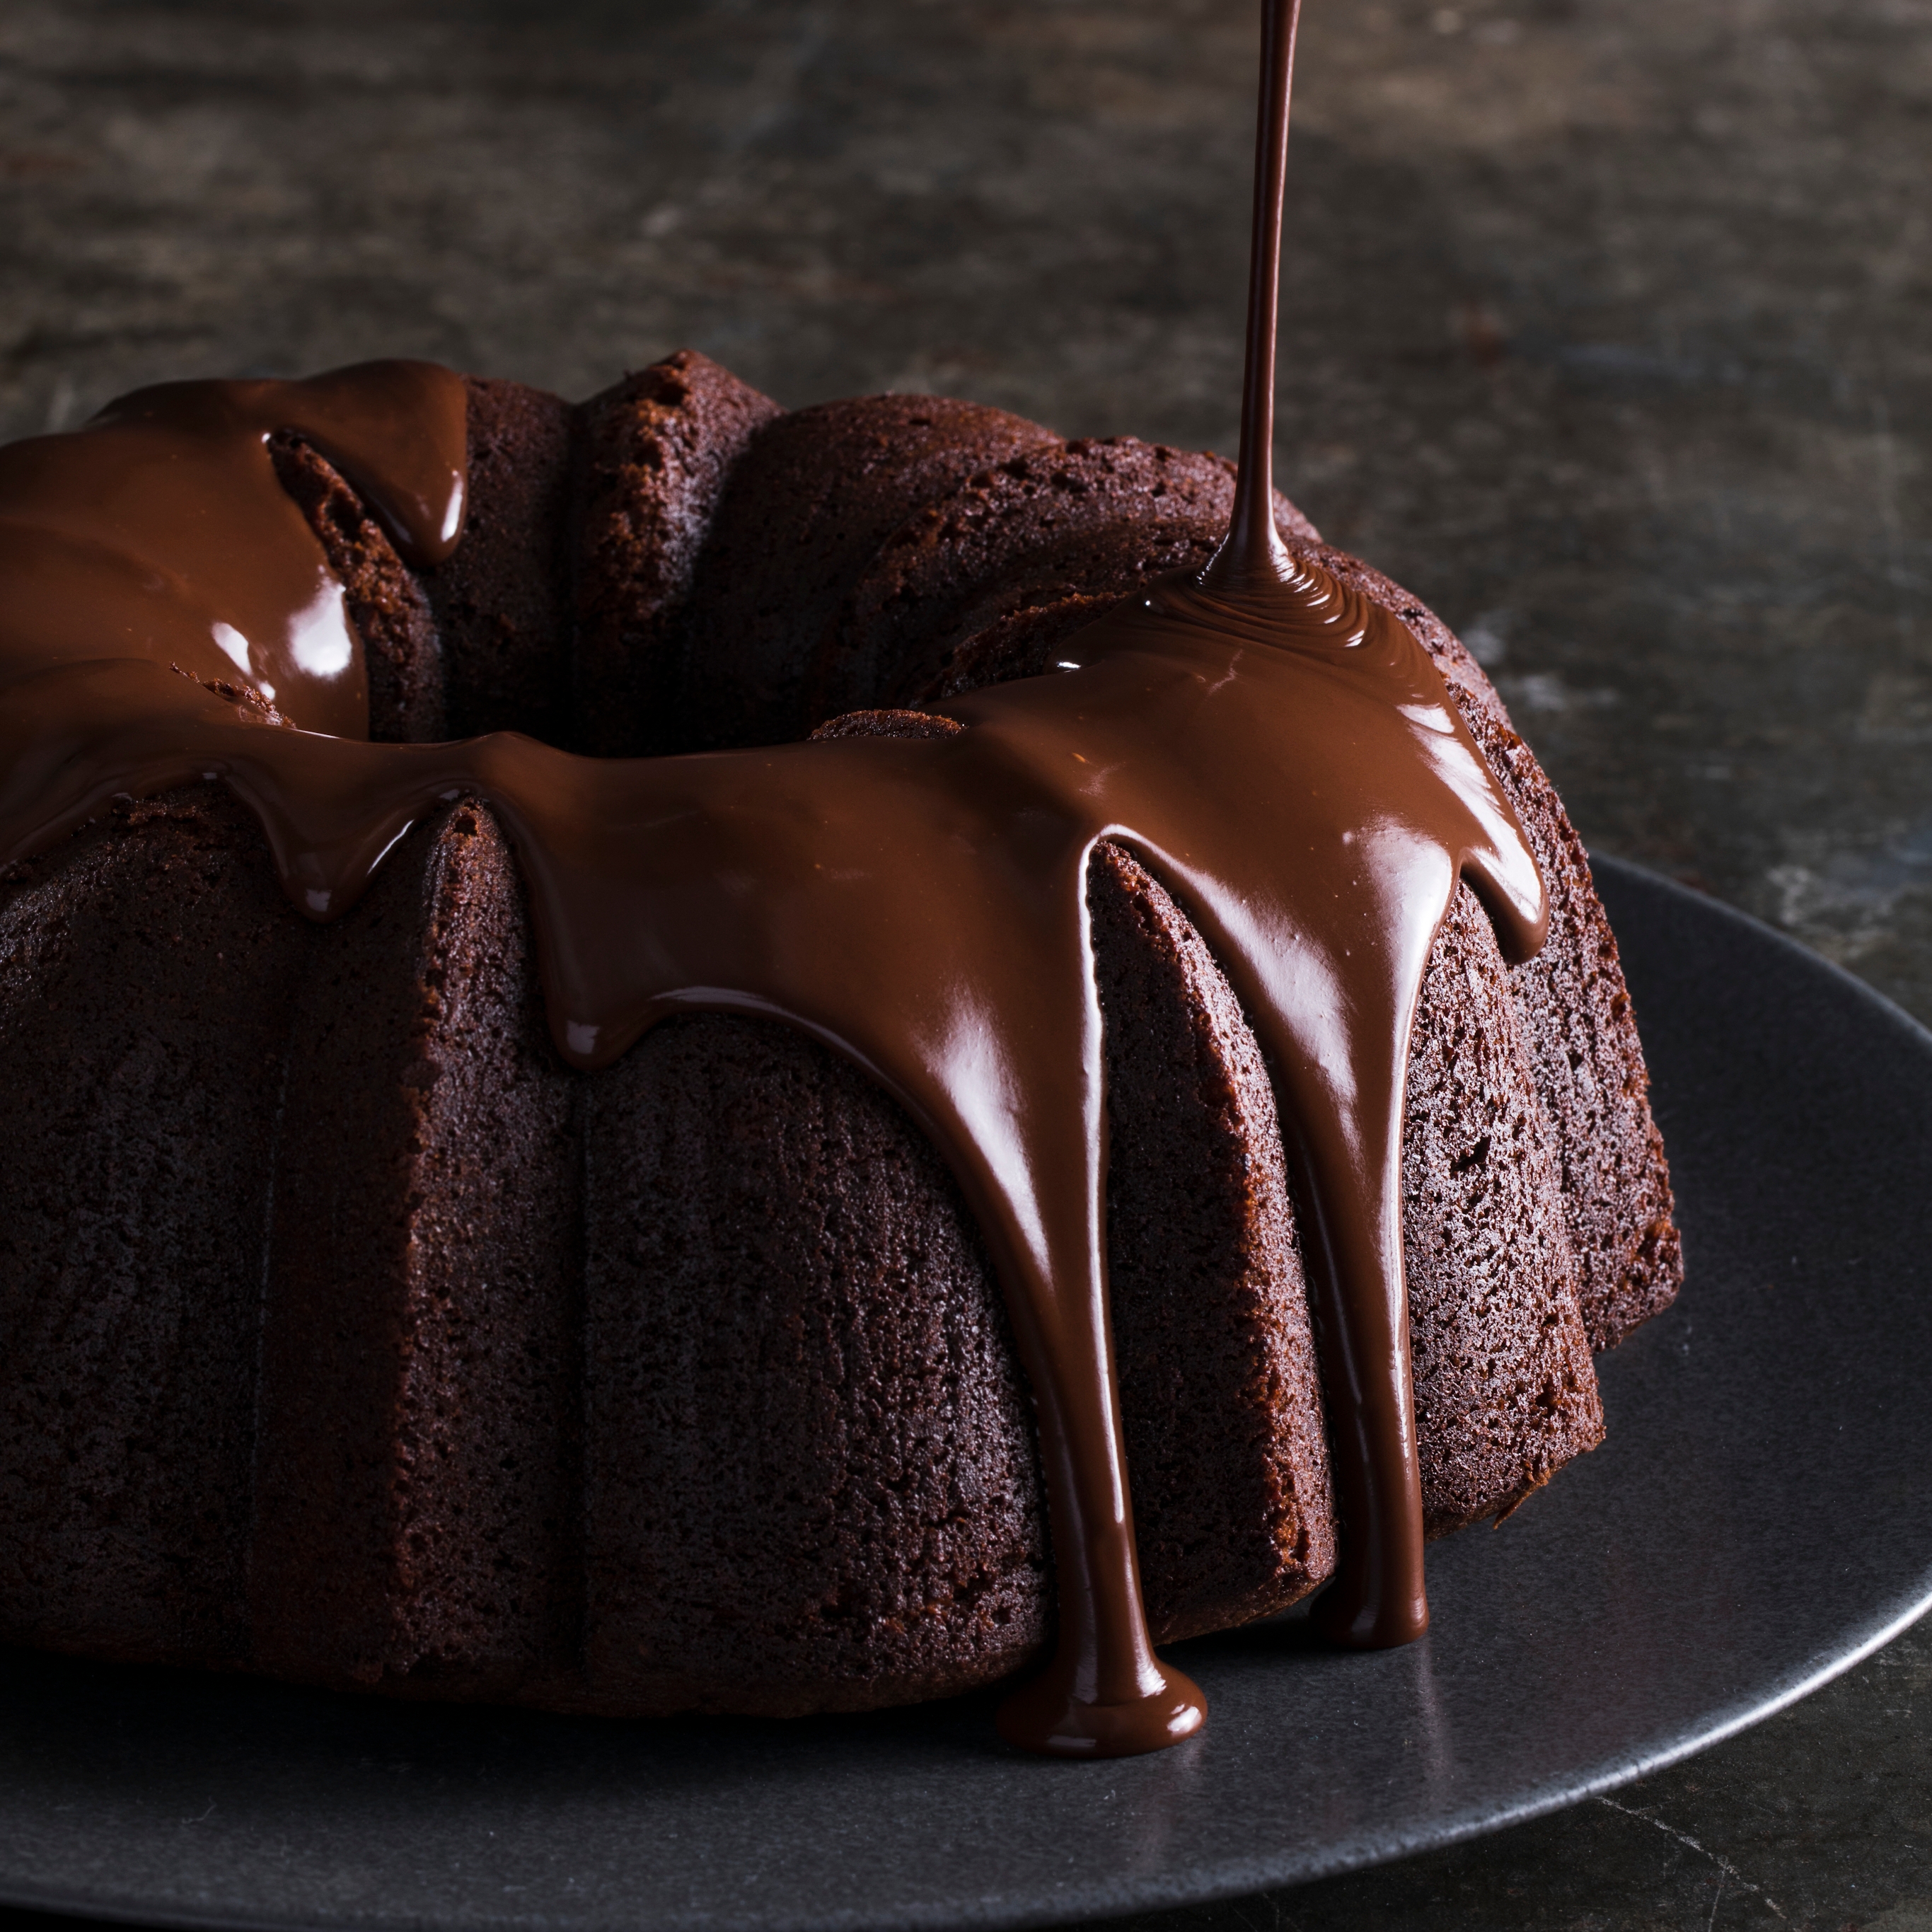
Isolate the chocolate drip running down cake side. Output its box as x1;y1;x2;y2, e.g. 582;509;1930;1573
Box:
0;0;1678;1759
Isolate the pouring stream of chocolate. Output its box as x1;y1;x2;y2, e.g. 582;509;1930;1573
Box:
0;0;1546;1757
1210;0;1302;598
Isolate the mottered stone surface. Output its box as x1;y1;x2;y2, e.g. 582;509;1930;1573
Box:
0;0;1925;1925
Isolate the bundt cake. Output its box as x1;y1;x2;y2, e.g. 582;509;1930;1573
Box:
0;349;1681;1753
0;1;1679;1759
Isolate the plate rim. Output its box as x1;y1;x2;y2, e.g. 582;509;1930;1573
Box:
4;852;1931;1932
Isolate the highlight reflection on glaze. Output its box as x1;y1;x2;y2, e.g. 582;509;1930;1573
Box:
0;361;467;739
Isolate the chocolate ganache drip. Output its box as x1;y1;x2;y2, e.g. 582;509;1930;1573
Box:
0;0;1548;1759
0;361;467;740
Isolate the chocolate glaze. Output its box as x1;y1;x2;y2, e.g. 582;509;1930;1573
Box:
1207;0;1304;599
0;361;467;740
0;0;1550;1759
1210;0;1447;1650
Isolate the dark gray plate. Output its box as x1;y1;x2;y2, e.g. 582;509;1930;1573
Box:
3;856;1930;1932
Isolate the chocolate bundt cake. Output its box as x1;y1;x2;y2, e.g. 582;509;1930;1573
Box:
0;350;1679;1753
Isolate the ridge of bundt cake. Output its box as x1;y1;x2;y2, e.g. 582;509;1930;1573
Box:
0;349;1679;1751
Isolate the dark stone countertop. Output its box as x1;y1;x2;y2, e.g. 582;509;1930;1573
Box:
0;0;1926;1925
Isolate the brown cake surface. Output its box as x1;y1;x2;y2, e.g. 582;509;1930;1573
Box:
0;352;1679;1723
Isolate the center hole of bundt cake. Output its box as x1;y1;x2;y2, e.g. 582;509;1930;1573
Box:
271;374;1233;756
273;422;1099;757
